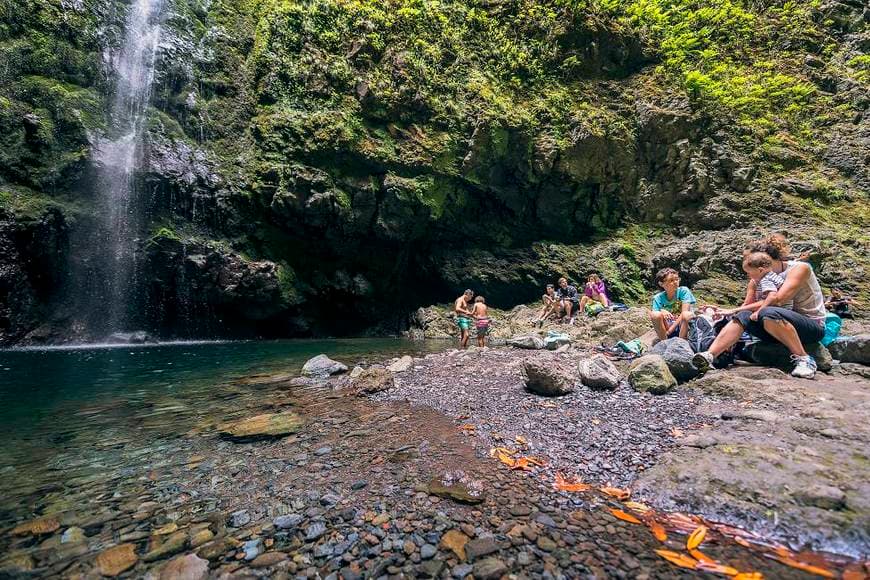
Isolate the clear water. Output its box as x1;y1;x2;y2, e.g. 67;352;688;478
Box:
0;339;447;517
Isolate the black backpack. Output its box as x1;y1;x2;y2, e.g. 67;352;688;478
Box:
687;316;717;354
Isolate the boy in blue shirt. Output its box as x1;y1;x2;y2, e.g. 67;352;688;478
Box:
649;267;696;340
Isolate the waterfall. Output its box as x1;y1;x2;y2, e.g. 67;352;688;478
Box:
93;0;163;334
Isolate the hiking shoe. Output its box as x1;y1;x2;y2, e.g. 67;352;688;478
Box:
790;354;817;379
692;351;715;375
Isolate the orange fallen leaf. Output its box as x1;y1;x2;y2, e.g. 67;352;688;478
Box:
734;537;752;548
490;447;516;467
510;456;546;471
459;424;476;431
600;486;631;500
670;427;684;437
515;435;527;445
624;501;650;513
773;556;835;578
609;509;642;524
648;520;668;542
689;549;716;564
843;565;866;580
733;573;764;580
655;549;698;570
696;561;739;576
687;526;708;550
554;473;592;492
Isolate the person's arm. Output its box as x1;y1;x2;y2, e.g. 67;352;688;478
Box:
750;291;778;320
455;298;471;316
771;262;810;305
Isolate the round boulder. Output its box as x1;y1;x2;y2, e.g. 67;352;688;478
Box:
351;367;395;394
628;355;677;395
302;354;348;378
522;360;575;396
578;355;622;390
649;337;699;382
828;335;870;365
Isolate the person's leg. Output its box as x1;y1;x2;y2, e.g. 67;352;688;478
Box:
564;301;573;320
650;311;669;340
579;295;589;312
761;319;807;357
677;311;694;339
707;320;745;357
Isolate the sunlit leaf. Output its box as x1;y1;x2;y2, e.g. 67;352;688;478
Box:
624;501;650;513
696;560;739;575
459;424;476;431
689;549;716;564
773;556;835;578
733;573;764;580
686;525;708;550
600;486;631;500
655;549;698;570
554;472;592;492
649;520;668;542
609;509;642;524
515;435;527;445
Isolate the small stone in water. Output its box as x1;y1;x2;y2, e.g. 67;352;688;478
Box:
273;514;303;529
314;446;332;456
351;480;367;490
420;544;437;559
229;510;250;528
305;522;327;541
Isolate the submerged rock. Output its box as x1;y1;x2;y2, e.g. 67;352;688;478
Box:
628;355;677;394
829;335;870;365
107;331;154;344
302;354;348;377
522;360;575;396
159;554;209;580
578;355;622;390
218;412;304;441
649;337;699;382
94;543;138;576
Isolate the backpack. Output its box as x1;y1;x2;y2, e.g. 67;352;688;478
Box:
821;312;842;346
585;302;606;316
687;316;717;354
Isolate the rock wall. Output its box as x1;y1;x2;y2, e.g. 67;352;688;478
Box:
1;0;868;344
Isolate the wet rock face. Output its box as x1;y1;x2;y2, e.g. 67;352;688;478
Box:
649;338;699;383
628;355;677;394
522;359;576;396
508;335;546;350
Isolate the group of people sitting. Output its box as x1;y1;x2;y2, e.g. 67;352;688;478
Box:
532;275;612;326
651;233;853;380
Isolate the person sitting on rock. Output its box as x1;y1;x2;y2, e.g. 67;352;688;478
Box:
693;235;827;379
650;267;696;341
579;273;610;314
826;288;858;319
556;277;580;324
454;289;475;349
716;253;793;321
471;296;491;347
533;284;559;327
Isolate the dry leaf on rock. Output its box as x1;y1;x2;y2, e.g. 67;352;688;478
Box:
600;486;631;500
609;509;642;525
553;473;592;492
687;526;708;550
655;549;698;570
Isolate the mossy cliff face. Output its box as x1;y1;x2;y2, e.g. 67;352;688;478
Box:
0;0;868;343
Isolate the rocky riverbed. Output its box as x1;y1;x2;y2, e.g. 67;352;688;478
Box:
2;325;870;578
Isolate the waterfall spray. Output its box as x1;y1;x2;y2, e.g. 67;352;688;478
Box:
93;0;163;334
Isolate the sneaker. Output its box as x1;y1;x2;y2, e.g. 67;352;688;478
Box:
790;354;817;379
692;351;715;375
568;317;575;325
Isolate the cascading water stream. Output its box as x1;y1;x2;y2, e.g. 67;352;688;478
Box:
93;0;163;334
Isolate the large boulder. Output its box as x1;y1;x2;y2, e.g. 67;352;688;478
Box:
351;367;394;394
828;335;870;365
578;355;622;390
649;337;699;382
522;360;575;396
628;355;677;395
302;354;348;378
387;355;414;373
508;335;546;350
744;342;833;372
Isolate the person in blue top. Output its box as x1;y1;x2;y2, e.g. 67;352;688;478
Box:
649;267;696;340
